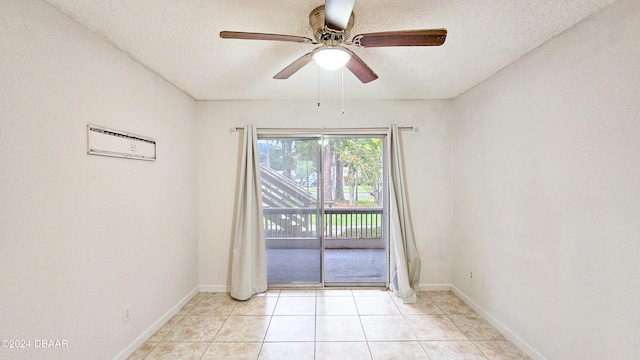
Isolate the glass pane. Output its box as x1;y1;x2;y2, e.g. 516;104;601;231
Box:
323;137;386;284
259;138;322;284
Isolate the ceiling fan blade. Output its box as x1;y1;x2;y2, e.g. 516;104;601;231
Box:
273;52;314;79
220;31;314;44
324;0;356;30
342;48;378;83
352;29;447;47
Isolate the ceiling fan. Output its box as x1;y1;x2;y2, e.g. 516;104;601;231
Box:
220;0;446;83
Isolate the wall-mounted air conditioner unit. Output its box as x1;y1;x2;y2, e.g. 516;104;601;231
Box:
87;125;156;161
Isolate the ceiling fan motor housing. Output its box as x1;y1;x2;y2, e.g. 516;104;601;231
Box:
219;1;446;83
309;5;354;45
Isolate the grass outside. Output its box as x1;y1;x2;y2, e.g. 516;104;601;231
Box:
325;212;381;227
335;226;382;239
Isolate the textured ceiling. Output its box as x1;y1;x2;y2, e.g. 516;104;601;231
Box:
43;0;616;100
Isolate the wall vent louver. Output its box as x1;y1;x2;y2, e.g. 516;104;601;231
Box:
87;125;156;161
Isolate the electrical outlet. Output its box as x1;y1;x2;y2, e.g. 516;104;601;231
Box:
123;305;132;323
469;270;475;282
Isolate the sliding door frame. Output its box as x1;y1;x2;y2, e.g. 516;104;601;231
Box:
321;134;389;288
258;134;324;288
258;129;391;289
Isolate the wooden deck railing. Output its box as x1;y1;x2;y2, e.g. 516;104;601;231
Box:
263;207;383;240
263;208;316;238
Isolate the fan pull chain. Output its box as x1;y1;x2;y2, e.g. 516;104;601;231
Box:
341;66;345;114
317;65;321;107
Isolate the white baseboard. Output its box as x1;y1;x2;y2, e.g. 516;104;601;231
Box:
451;285;547;360
419;283;452;291
198;284;229;293
202;284;450;292
113;286;200;360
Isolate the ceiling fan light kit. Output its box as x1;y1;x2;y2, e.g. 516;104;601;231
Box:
312;47;351;70
220;0;446;83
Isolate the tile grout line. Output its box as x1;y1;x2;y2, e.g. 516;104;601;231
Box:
256;293;270;359
134;290;526;360
205;298;237;359
256;291;280;359
393;292;433;358
426;291;491;360
140;292;202;359
352;292;375;359
313;291;317;360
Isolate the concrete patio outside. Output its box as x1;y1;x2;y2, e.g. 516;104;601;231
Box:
266;248;387;284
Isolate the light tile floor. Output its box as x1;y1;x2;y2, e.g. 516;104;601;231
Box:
127;289;531;360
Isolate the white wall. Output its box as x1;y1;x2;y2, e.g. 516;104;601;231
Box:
196;100;453;291
0;1;198;359
6;0;638;359
451;0;640;359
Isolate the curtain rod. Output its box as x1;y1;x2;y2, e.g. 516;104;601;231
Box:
230;126;418;134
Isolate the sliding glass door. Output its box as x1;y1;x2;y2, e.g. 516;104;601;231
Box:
258;137;323;285
323;136;386;286
258;134;387;287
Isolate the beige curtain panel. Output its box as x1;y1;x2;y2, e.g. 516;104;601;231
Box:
388;124;421;303
230;125;268;300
